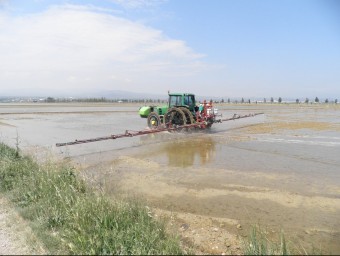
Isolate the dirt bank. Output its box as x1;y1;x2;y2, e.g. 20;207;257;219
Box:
0;197;45;255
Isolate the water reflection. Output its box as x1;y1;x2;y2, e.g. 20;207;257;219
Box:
138;133;216;167
164;136;216;167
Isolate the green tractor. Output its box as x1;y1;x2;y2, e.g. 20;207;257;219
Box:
139;92;218;130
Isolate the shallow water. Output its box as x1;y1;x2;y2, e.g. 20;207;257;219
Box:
1;103;339;253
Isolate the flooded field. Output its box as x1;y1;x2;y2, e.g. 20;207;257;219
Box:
1;102;340;254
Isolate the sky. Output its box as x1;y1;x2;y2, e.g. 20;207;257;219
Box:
0;0;339;99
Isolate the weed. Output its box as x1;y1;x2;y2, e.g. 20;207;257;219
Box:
242;224;291;255
0;142;183;255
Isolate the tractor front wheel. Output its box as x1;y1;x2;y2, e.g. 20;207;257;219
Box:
147;112;161;129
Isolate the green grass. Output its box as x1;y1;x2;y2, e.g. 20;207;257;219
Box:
242;224;291;255
0;143;183;255
242;224;325;255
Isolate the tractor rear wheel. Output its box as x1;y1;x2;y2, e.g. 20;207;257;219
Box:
179;107;195;132
179;107;194;124
147;112;161;129
165;107;187;132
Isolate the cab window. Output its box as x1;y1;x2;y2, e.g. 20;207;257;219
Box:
169;95;181;107
184;95;195;106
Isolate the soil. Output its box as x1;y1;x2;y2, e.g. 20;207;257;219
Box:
0;197;45;255
153;208;243;255
242;121;340;134
84;150;340;255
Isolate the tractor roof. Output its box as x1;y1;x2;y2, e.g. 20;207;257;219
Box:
169;93;195;96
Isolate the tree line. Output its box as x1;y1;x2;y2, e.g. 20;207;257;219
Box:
44;97;167;103
220;97;338;104
43;96;338;104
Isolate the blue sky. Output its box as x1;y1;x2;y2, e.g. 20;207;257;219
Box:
0;0;339;99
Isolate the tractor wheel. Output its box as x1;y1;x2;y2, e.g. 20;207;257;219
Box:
179;107;195;132
165;107;187;132
179;107;194;124
147;112;161;129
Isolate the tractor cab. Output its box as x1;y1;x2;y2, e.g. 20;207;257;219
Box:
168;93;196;112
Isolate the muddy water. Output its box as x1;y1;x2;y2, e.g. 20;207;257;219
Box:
1;103;340;253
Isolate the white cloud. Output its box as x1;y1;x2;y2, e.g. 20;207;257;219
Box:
0;4;206;95
110;0;167;9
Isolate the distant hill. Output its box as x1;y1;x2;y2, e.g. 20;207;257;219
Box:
1;90;167;100
61;90;225;101
96;90;167;100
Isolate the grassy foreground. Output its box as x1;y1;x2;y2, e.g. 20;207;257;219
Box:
242;225;291;255
0;143;183;255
